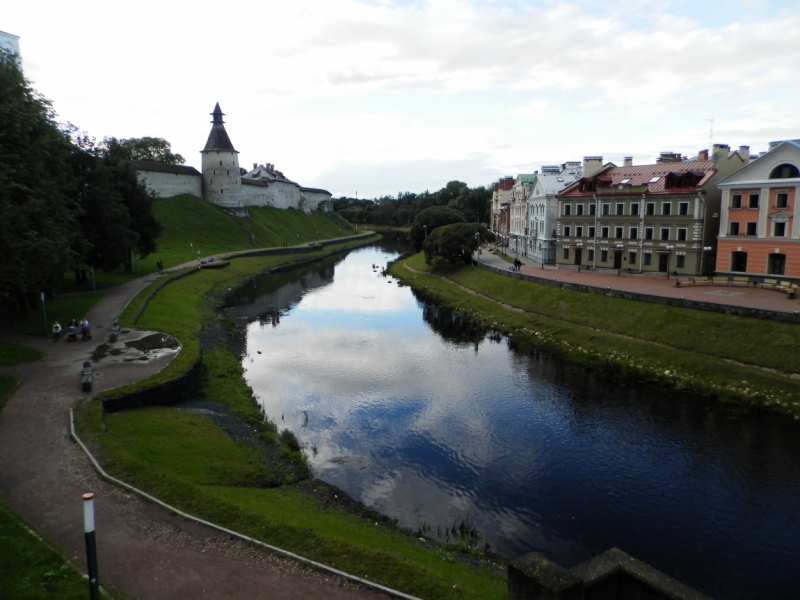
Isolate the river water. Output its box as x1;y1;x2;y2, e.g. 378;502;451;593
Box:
226;236;800;599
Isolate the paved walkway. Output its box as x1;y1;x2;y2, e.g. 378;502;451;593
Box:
0;241;387;599
477;250;800;315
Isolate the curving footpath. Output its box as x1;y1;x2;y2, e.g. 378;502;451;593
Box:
0;250;387;599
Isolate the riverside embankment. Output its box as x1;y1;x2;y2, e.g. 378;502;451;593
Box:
389;251;800;416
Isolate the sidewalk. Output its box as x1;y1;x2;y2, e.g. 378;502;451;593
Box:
477;250;800;316
0;238;387;599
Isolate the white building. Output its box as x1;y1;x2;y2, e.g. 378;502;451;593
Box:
526;167;580;264
510;174;535;256
0;30;20;56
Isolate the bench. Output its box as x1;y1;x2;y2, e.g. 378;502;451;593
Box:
712;276;731;286
675;276;694;287
776;281;798;299
759;278;779;290
731;276;751;287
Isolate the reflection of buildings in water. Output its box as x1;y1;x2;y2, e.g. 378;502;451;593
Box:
226;266;335;322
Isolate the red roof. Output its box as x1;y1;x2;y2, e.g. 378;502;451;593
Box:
559;160;716;197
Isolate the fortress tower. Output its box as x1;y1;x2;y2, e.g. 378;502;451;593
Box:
201;103;244;209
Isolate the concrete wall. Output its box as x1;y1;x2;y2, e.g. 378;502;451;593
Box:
137;170;202;198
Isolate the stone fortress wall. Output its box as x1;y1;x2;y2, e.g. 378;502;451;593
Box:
135;104;332;214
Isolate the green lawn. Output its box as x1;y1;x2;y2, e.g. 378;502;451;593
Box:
0;500;95;600
0;339;45;365
0;294;104;338
392;252;800;413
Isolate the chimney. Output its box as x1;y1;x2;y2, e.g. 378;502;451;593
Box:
582;156;603;177
253;163;258;169
656;152;682;163
698;149;708;161
623;157;633;167
711;143;730;164
738;145;750;162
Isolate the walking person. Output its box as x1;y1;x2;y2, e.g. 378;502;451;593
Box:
52;321;61;342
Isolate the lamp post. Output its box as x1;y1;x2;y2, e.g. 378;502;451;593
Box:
700;245;713;276
190;242;193;261
197;250;201;269
665;244;674;279
423;224;427;240
615;242;624;276
576;241;583;273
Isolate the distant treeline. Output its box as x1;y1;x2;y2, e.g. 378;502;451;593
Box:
333;180;491;226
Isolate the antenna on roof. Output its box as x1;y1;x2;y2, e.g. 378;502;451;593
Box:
705;118;714;153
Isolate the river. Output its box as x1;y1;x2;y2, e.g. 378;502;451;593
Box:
225;236;800;599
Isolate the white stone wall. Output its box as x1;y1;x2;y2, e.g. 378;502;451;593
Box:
242;182;332;212
137;170;202;198
202;150;244;207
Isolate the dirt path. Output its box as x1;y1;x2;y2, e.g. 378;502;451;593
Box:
0;268;387;598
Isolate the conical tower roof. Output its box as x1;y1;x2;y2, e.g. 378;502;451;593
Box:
202;103;237;152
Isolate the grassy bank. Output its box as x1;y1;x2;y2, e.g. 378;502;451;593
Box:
58;195;358;294
75;237;506;600
390;253;800;417
1;294;104;338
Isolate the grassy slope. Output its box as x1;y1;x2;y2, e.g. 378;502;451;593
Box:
0;294;104;338
57;194;358;294
390;253;800;414
0;501;92;600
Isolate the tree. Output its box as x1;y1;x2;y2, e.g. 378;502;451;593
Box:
0;50;81;316
447;185;491;223
422;222;482;265
99;136;185;164
410;206;465;251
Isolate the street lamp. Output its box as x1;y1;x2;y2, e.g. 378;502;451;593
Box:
423;224;428;240
700;245;713;276
665;244;674;279
615;242;624;276
576;241;584;273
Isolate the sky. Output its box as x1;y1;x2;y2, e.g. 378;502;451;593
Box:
5;0;800;198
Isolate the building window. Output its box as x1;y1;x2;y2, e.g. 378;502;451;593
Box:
564;204;572;216
768;253;786;275
221;188;223;194
769;164;800;179
660;227;670;240
629;251;637;264
774;222;786;237
588;226;596;238
748;193;759;209
729;222;740;235
589;204;596;215
210;178;213;184
776;192;789;208
616;203;624;215
564;226;571;237
645;227;654;240
646;203;655;215
601;226;609;238
601;249;608;262
731;251;748;272
576;226;583;237
731;194;742;209
679;202;689;215
563;247;570;259
676;255;685;268
220;160;222;165
662;203;671;215
677;228;687;241
746;222;757;236
577;204;584;215
629;227;638;239
602;203;610;215
630;203;639;216
644;253;652;266
587;249;595;261
615;227;623;239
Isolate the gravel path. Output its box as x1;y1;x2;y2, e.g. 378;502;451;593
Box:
0;265;387;599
